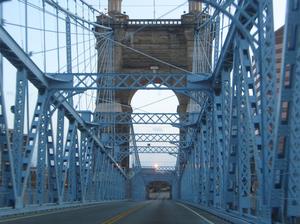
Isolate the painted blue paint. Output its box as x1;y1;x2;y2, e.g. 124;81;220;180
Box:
0;1;298;223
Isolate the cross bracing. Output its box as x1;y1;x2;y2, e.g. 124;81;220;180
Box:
94;112;199;126
121;146;179;155
47;72;212;91
117;146;189;162
0;0;299;223
101;133;192;147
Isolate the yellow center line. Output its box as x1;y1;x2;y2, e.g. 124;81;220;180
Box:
101;203;148;224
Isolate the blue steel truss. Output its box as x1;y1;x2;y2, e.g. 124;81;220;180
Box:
47;72;212;91
101;133;191;146
94;112;199;126
128;146;179;154
117;146;180;162
0;0;299;223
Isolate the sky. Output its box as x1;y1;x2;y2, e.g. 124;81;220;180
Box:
1;0;287;168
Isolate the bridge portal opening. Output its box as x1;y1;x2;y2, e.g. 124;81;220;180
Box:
147;181;172;200
130;86;180;168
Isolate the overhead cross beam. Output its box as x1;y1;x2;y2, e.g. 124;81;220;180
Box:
46;72;213;91
117;146;180;162
0;26;48;88
130;146;179;154
103;133;192;146
95;112;200;126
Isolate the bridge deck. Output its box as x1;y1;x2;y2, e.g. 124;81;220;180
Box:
0;201;231;224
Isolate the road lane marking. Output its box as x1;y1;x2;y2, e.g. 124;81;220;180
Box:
101;203;147;224
176;202;215;224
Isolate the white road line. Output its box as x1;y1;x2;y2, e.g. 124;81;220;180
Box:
176;202;215;224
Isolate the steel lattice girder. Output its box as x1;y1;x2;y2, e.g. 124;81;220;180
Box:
117;147;183;162
0;26;48;88
177;1;280;223
0;24;127;208
0;0;298;223
0;25;125;175
141;166;176;172
101;133;192;147
129;146;179;154
0;60;14;203
94;112;200;126
272;0;300;219
0;24;123;171
46;72;212;91
117;146;180;162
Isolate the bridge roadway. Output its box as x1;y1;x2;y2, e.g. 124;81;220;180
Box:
0;200;231;224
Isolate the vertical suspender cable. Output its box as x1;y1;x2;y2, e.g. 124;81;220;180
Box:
75;0;80;109
24;2;31;200
88;8;92;72
42;0;47;72
25;0;28;54
24;1;30;137
56;0;60;72
75;1;79;73
82;2;86;73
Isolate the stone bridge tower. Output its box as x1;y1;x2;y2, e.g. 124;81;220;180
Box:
95;0;204;170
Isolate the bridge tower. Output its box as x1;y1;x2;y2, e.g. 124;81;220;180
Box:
95;0;207;171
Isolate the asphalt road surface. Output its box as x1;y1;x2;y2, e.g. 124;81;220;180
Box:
0;200;231;224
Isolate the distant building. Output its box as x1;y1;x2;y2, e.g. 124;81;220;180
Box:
275;26;288;90
0;130;28;185
0;129;29;206
275;26;292;125
254;26;285;107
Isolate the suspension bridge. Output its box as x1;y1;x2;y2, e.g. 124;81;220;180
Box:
0;0;299;223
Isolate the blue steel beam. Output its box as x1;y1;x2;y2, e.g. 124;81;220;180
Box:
0;25;125;175
129;124;142;173
123;133;181;143
178;1;282;223
100;133;192;146
79;133;93;202
128;146;178;154
11;69;28;205
0;54;15;205
36;103;50;205
50;95;128;184
15;93;48;208
0;26;48;88
272;0;300;222
94;112;199;126
212;95;224;208
0;25;127;208
234;39;253;214
46;72;212;91
257;3;278;216
212;23;235;89
0;26;124;177
118;149;182;163
201;0;260;49
46;117;58;203
1;1;297;223
141;166;176;172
